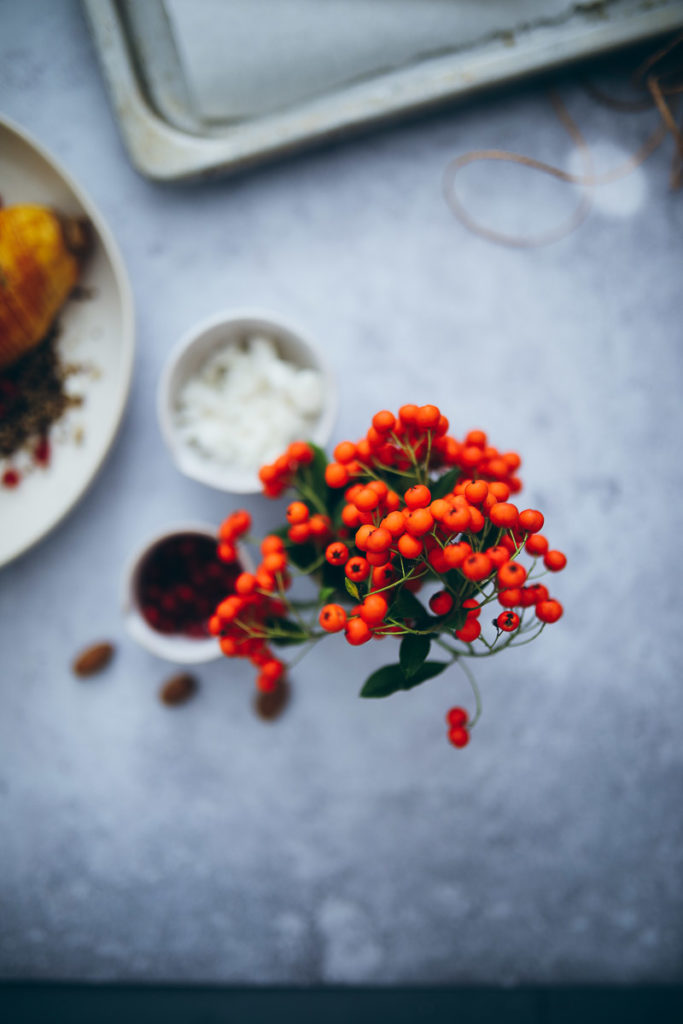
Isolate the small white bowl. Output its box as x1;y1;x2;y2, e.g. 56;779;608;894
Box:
157;309;337;492
121;522;252;664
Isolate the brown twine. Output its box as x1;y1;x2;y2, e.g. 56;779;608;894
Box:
443;33;683;247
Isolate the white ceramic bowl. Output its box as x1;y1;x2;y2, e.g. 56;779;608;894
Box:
157;309;337;492
121;522;252;664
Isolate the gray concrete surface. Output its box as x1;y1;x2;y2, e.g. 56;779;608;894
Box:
0;0;682;984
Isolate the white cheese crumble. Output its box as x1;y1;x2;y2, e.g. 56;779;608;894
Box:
172;335;324;471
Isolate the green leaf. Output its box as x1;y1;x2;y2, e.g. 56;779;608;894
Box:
345;577;360;601
359;660;449;698
430;467;461;500
307;443;329;496
285;541;318;571
266;618;307;646
399;634;431;678
391;587;429;625
318;585;336;606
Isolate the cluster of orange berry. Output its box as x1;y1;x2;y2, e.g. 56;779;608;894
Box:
211;404;566;748
210;510;292;693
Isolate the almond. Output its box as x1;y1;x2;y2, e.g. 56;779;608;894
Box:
254;678;290;721
160;672;198;706
72;641;115;677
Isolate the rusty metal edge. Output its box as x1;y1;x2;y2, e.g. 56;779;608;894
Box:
82;0;683;182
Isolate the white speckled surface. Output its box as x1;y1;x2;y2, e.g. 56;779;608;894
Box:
1;0;682;984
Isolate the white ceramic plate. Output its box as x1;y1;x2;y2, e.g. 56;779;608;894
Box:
0;116;135;568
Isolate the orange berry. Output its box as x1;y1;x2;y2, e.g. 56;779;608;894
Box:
398;403;419;427
461;552;493;581
261;534;285;555
326;541;350;565
366;549;391;567
287;441;314;465
519;509;544;534
455;619;481;643
384;489;400;512
263;552;288;574
216;596;241;622
460;445;483;469
498;587;522;607
404;484;432;509
325;463;349;488
525;534;549;556
485;545;510;568
308;514;331;538
344;617;373;645
428;546;449;573
319;603;347;632
465;429;487;448
429;590;454;616
235;572;257;595
443;542;470;569
355;523;376;551
544;550;567;571
360;594;389;626
367;479;388;499
286;501;309;524
341;503;362;528
371;564;397;589
356;439;372;461
497;560;527;587
429;498;450;522
404;507;434;537
489;502;519;529
288;523;311;544
354;487;380;512
397;533;423;559
441;506;470;533
366;426;385;450
467;507;485;533
218;542;237;563
416;404;441;430
334;441;357;464
372;410;396;434
464;480;488;505
381;510;407;537
345;556;371;583
488;481;511;501
255;568;277;592
366;527;393;553
536;599;563;623
219;636;238;656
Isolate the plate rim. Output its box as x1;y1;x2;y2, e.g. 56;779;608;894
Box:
0;114;136;569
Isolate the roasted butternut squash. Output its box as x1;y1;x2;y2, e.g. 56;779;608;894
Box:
0;204;90;370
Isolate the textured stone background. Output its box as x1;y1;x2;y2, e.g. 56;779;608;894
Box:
1;0;682;984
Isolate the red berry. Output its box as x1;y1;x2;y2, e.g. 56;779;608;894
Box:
544;550;567;571
429;590;454;616
536;599;563;623
319;604;347;632
496;610;520;632
446;706;468;727
448;726;470;748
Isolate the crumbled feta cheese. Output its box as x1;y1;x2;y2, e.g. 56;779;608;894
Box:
173;335;324;471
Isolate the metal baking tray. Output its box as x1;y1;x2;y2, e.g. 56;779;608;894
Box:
83;0;683;182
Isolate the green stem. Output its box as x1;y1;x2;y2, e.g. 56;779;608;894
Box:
457;656;483;728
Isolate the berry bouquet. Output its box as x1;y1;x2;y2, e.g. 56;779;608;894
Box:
210;404;566;748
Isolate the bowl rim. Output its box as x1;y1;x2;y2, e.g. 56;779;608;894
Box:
157;307;337;493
